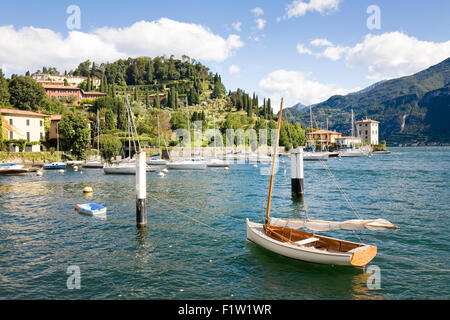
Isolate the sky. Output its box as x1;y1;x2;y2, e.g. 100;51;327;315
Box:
0;0;449;111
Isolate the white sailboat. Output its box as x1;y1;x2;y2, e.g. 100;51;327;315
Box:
84;110;105;168
206;116;229;168
43;122;66;170
147;115;168;166
246;98;398;267
338;109;368;157
104;97;155;174
167;98;207;170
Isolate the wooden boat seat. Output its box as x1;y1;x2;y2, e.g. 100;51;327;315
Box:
292;237;319;246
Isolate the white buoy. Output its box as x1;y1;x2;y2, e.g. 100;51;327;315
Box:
36;170;43;176
224;166;230;170
162;168;168;173
58;169;64;173
74;166;78;171
158;171;165;177
253;164;258;168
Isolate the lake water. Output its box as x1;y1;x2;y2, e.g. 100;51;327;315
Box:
0;147;449;299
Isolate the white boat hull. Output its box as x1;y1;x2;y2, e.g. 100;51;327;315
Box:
246;219;365;266
206;159;229;167
167;161;207;170
83;161;104;168
303;153;329;161
147;159;168;165
338;151;369;157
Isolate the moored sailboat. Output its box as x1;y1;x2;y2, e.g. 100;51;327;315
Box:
246;98;398;267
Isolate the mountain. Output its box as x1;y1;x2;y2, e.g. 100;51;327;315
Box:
284;57;450;145
289;102;308;111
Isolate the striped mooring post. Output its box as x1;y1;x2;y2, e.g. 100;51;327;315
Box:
136;151;147;228
290;148;304;198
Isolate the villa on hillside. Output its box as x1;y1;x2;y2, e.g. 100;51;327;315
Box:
41;84;106;104
32;73;101;87
1;109;49;152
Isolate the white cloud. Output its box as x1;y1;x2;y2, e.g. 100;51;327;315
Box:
228;65;240;74
286;0;342;19
296;44;313;55
308;31;450;80
256;19;266;30
251;7;264;16
259;69;359;109
310;38;333;47
231;21;242;32
0;18;244;74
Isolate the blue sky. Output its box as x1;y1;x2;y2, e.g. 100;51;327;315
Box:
0;0;449;109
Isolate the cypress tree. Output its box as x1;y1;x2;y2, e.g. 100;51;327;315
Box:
154;90;161;109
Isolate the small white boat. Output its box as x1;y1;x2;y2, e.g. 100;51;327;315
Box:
206;158;229;168
338;150;368;157
83;160;104;168
67;160;84;167
167;160;207;170
303;152;329;161
147;158;168;165
75;203;107;216
0;163;29;175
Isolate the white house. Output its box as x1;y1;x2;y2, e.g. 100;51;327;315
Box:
1;109;49;152
335;136;362;147
356;118;379;145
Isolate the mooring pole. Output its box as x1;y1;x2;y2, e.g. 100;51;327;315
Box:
136;150;147;228
291;148;304;198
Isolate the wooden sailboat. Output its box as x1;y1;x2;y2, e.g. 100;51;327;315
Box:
246;98;398;267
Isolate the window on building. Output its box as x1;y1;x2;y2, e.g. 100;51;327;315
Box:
9;118;13;125
9;131;13;139
26;132;30;142
365;130;368;134
40;120;43;127
27;119;30;126
40;132;44;140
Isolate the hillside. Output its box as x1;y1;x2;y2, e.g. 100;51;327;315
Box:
284;57;450;145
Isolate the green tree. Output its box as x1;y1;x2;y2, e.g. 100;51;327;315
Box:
95;134;122;161
0;69;10;107
8;75;46;111
58;112;91;159
105;109;116;130
153;90;161;109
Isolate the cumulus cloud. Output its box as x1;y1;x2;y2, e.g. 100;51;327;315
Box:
0;18;244;74
256;18;266;30
285;0;342;19
296;44;313;55
259;69;359;109
231;21;242;32
251;7;264;16
310;38;333;47
296;32;450;80
228;65;240;74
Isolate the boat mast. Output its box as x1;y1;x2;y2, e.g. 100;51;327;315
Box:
97;109;100;160
185;97;191;160
56;122;60;162
265;98;284;223
157;114;161;153
351;109;354;137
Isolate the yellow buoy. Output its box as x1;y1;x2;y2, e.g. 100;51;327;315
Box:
83;186;93;193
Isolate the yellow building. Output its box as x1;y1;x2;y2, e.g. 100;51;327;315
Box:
307;129;342;145
1;109;49;152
